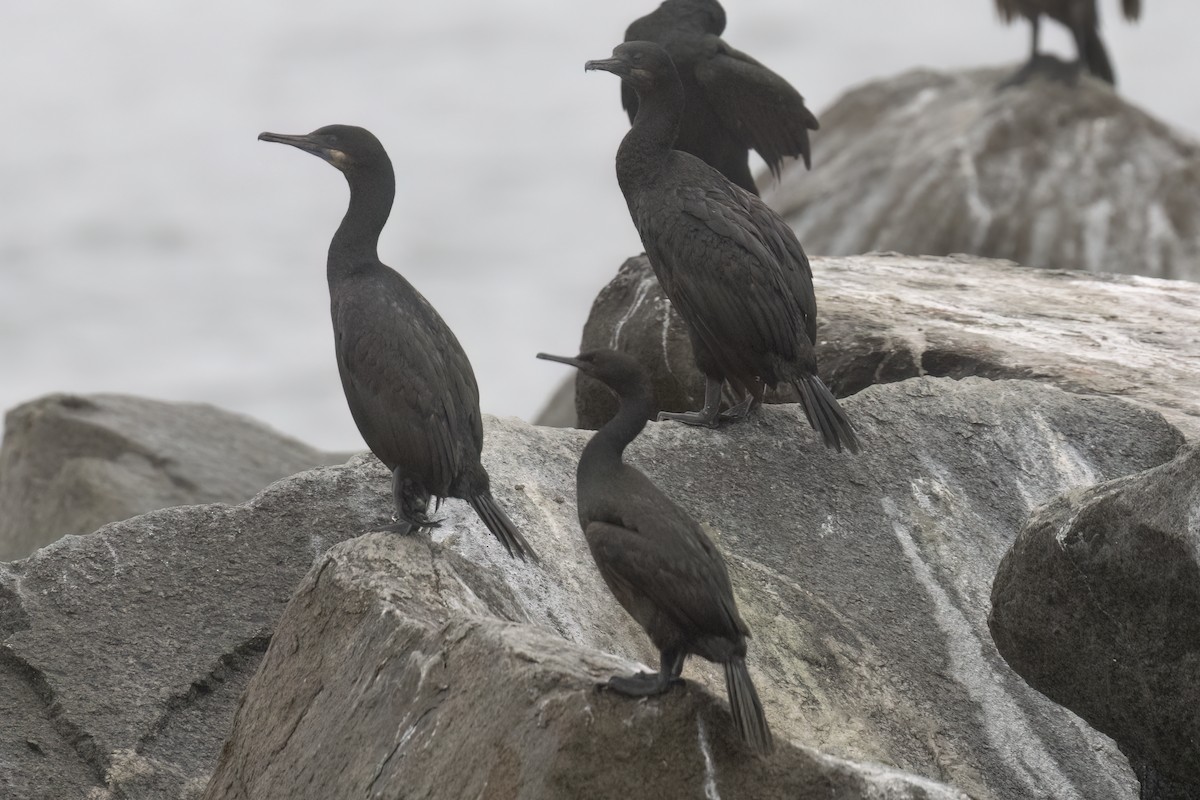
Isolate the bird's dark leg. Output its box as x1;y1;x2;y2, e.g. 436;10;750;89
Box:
368;468;439;533
605;648;687;697
719;378;765;422
719;393;755;422
1000;15;1060;90
657;376;723;428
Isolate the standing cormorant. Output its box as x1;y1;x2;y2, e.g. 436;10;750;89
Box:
586;42;859;453
258;125;535;560
995;0;1142;85
537;348;773;755
621;0;819;196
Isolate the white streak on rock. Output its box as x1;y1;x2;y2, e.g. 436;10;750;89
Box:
882;496;1082;799
104;539;122;577
611;276;656;349
696;717;721;800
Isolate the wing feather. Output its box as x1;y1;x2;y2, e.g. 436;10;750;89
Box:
694;39;819;173
585;518;744;643
332;267;482;494
640;167;816;377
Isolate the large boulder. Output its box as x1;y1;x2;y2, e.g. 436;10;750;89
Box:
1;377;1178;798
202;534;971;800
577;254;1200;439
990;445;1200;800
207;377;1182;800
761;65;1200;281
0;456;390;800
0;393;345;561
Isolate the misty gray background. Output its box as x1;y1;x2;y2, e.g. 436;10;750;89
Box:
2;0;1195;451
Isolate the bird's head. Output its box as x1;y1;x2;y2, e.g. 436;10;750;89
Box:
585;41;679;95
258;124;387;175
537;349;651;398
654;0;726;34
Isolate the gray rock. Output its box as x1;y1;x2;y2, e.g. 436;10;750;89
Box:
203;534;970;800
0;456;391;800
577;253;1200;438
532;375;577;428
576;256;802;430
0;393;346;561
1;379;1180;799
761;66;1200;281
990;445;1200;800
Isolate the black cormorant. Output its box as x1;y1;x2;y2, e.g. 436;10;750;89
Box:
621;0;819;195
537;348;773;755
586;42;859;453
258;125;535;560
995;0;1142;85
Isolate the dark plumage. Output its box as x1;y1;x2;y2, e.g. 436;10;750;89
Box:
586;42;859;453
995;0;1142;85
537;349;773;756
621;0;819;195
258;125;535;560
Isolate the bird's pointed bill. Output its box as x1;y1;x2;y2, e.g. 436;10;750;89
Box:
585;57;629;77
258;131;347;169
258;131;319;150
536;352;586;370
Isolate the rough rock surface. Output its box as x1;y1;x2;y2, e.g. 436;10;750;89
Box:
577;254;1200;438
203;534;970;800
761;66;1200;281
0;393;344;561
1;380;1182;799
0;457;391;800
991;445;1200;800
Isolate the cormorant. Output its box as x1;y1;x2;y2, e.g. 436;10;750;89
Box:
621;0;819;196
258;125;535;560
586;42;859;453
995;0;1142;85
537;348;773;756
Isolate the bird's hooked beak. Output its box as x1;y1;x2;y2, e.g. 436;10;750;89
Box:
536;352;587;371
584;56;630;78
258;131;350;171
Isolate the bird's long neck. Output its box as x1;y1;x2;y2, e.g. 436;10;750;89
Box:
616;77;683;195
579;382;654;480
328;163;395;280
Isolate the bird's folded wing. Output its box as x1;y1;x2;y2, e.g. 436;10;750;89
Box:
667;183;816;350
586;519;743;639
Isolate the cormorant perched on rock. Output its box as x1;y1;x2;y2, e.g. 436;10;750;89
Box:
537;348;773;755
995;0;1142;85
258;125;535;560
586;42;859;453
621;0;819;195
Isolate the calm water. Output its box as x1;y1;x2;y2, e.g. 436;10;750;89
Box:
2;0;1195;450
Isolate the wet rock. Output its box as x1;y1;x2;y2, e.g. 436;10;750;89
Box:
0;380;1180;799
202;534;970;800
763;66;1200;281
0;455;389;800
991;445;1200;800
577;253;1200;438
0;393;344;561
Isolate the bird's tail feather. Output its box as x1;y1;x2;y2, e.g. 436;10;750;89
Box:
724;658;773;756
793;374;860;454
468;492;538;562
1077;25;1116;84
